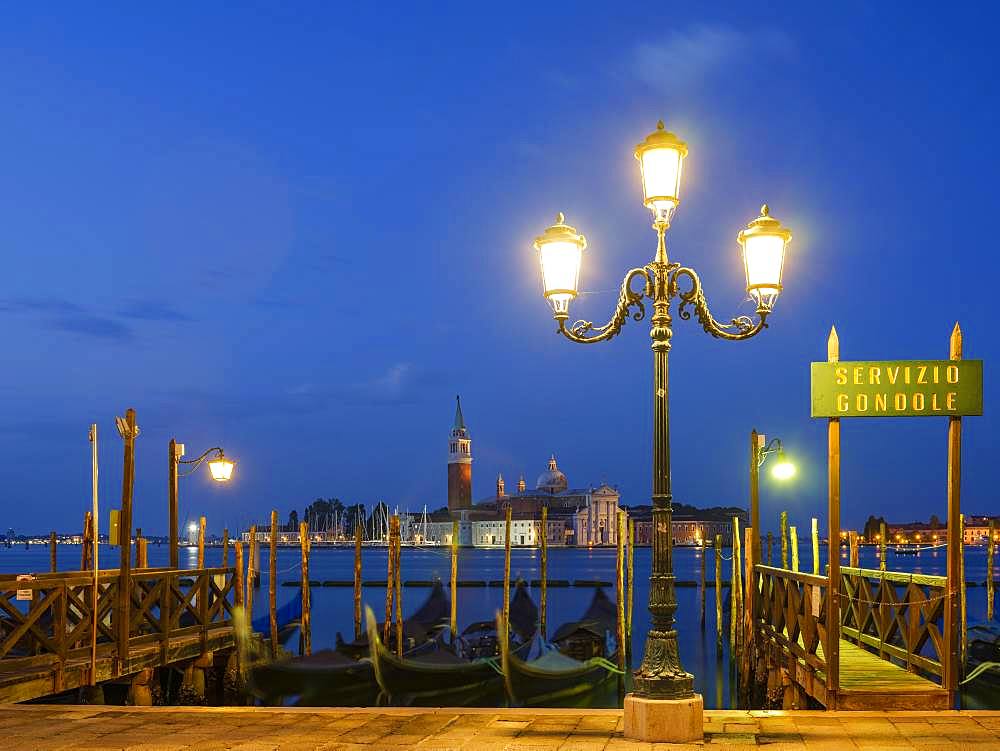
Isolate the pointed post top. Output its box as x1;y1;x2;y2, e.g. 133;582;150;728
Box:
454;395;466;429
827;326;840;363
950;322;963;361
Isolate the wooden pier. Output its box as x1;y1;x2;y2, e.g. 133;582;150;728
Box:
0;566;236;703
749;562;952;709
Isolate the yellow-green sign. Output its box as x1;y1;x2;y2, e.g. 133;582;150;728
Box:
811;360;983;417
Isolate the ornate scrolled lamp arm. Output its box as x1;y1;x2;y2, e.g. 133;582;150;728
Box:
670;265;768;341
557;267;652;344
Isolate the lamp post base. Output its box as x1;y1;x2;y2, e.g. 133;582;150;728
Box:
623;692;704;743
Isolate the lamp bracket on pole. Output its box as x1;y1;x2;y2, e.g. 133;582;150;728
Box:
177;447;225;477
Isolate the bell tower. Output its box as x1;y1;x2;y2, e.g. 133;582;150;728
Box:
448;395;472;512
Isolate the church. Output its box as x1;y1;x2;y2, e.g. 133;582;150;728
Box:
423;397;622;547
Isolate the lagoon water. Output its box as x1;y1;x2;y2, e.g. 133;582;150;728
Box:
2;541;996;709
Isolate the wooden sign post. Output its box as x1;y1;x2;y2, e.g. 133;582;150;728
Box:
810;323;980;707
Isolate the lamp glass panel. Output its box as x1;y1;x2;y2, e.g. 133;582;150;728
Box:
772;460;796;480
208;458;235;482
538;240;582;299
743;233;786;304
640;147;682;206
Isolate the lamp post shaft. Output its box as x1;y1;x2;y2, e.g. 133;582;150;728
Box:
633;236;695;700
750;430;761;564
168;439;179;569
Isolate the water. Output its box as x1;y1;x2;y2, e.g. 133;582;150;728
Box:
2;540;996;708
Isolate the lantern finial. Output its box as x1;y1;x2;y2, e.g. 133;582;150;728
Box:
760;204;769;216
556;211;565;224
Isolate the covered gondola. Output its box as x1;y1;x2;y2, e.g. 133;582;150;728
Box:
251;596;304;647
499;588;621;706
964;621;1000;691
334;581;449;658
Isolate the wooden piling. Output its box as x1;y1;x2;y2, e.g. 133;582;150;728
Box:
234;542;244;609
116;408;137;667
246;525;256;622
393;517;402;658
222;528;229;568
790;526;799;573
715;534;723;646
743;526;755;685
137;538;148;569
700;537;707;628
615;510;626;670
503;505;512;647
197;517;206;570
988;520;996;623
811;518;820;575
731;517;742;655
384;520;395;644
450;519;459;641
780;511;789;569
49;532;57;572
880;521;887;572
766;532;773;566
849;531;859;569
960;513;967;673
299;521;311;656
269;510;278;658
627;516;635;656
81;511;93;571
354;523;363;641
540;507;548;640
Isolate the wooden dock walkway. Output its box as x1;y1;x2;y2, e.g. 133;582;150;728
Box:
2;705;999;749
750;564;954;710
0;566;237;703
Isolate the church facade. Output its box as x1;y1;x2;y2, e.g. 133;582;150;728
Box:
425;399;623;547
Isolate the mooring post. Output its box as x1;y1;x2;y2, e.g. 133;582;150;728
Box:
811;518;820;575
246;525;256;622
627;516;635;658
960;513;967;674
743;525;755;688
700;536;707;628
879;521;887;572
393;516;402;658
383;518;395;645
790;526;799;573
503;505;512;647
988;519;996;623
299;521;311;656
616;510;626;670
116;408;137;669
222;527;229;568
540;507;548;640
197;517;206;570
450;518;459;641
731;516;742;656
354;522;363;641
715;534;723;647
779;511;789;569
269;510;278;658
766;532;773;566
849;531;859;568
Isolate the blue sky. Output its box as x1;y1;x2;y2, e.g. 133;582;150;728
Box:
0;3;996;536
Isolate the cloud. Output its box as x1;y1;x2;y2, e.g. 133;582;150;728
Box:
633;25;794;91
116;300;192;322
48;314;132;340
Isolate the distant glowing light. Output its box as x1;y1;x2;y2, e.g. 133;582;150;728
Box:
771;450;796;480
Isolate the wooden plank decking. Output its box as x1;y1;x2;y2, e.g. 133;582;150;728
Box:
835;637;950;710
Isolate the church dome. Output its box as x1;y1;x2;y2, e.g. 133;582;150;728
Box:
536;455;568;494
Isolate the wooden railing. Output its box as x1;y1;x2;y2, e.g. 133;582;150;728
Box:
839;565;946;682
0;567;235;678
751;564;830;687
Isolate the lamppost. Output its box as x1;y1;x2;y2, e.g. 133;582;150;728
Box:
168;440;236;568
749;430;796;562
532;121;792;741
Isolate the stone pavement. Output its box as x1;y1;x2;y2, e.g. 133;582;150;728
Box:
1;705;1000;750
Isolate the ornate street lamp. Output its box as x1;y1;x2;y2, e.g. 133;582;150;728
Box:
533;120;792;741
168;442;236;568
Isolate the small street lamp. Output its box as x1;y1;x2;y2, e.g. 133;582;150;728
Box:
168;441;236;568
750;431;796;562
532;121;792;741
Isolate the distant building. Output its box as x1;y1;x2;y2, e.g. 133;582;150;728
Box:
631;506;743;547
